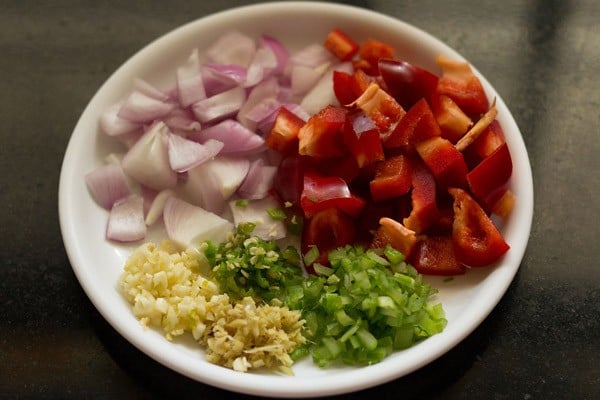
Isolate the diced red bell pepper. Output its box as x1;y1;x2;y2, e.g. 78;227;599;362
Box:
415;136;468;189
273;154;306;205
409;236;466;276
324;28;360;61
469;119;506;161
343;109;385;168
467;142;512;209
369;154;412;202
384;98;441;150
351;83;406;137
300;171;365;218
265;107;305;154
302;207;356;269
403;159;440;234
298;105;347;158
333;71;360;105
429;94;472;143
435;55;489;117
310;153;361;184
356;39;395;75
378;58;439;110
449;187;510;267
374;217;417;257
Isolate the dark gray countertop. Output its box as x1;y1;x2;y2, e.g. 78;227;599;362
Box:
1;1;599;399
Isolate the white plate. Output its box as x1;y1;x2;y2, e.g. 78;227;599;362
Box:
59;2;533;398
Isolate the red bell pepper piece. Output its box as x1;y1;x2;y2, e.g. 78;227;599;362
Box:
324;28;360;61
351;83;406;137
300;171;365;218
467;142;513;209
369;154;412;202
435;55;489;117
409;236;466;276
273;154;306;205
378;58;439;110
310;153;361;184
265;106;305;154
449;187;509;267
343;109;385;168
333;71;360;105
469;119;506;160
356;38;395;75
384;98;441;150
415;136;468;189
403;159;440;234
298;105;347;158
429;94;472;143
302;207;356;269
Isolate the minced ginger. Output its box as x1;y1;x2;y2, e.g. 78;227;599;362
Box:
119;241;305;374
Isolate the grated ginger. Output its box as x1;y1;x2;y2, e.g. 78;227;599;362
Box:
119;241;305;374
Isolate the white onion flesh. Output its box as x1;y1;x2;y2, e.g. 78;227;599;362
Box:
182;156;250;214
177;49;207;107
191;119;265;156
168;134;224;173
117;91;175;123
99;102;142;137
121;121;178;190
206;30;257;67
163;196;233;248
228;196;287;241
106;194;146;242
192;86;246;124
237;158;277;200
300;62;353;115
85;163;131;210
144;189;176;226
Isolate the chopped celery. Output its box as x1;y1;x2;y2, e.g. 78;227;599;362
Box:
300;245;447;367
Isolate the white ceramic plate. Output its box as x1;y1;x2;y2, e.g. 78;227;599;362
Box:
59;2;533;398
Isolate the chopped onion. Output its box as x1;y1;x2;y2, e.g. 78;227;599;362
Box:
237;77;280;131
106;194;146;242
201;63;247;97
206;31;256;67
99;102;142;137
300;62;353;115
168;134;224;173
117;91;175;123
177;49;207;107
85;163;131;210
163;196;233;248
228;196;286;241
290;43;335;68
121;121;178;190
163;107;201;133
191;119;265;156
145;189;175;226
183;156;250;214
133;78;170;102
244;46;278;88
191;85;246;124
290;62;331;98
237;158;277;200
260;35;290;75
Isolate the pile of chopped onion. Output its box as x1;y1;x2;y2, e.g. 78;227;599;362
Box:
85;30;353;247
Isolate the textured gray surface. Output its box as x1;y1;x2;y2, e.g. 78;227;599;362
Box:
1;1;598;398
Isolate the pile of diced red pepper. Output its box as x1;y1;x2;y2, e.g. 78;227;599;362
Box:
266;28;515;275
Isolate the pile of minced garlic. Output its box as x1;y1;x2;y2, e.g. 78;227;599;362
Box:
119;241;305;374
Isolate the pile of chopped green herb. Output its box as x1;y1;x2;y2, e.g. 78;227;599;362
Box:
205;225;446;367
